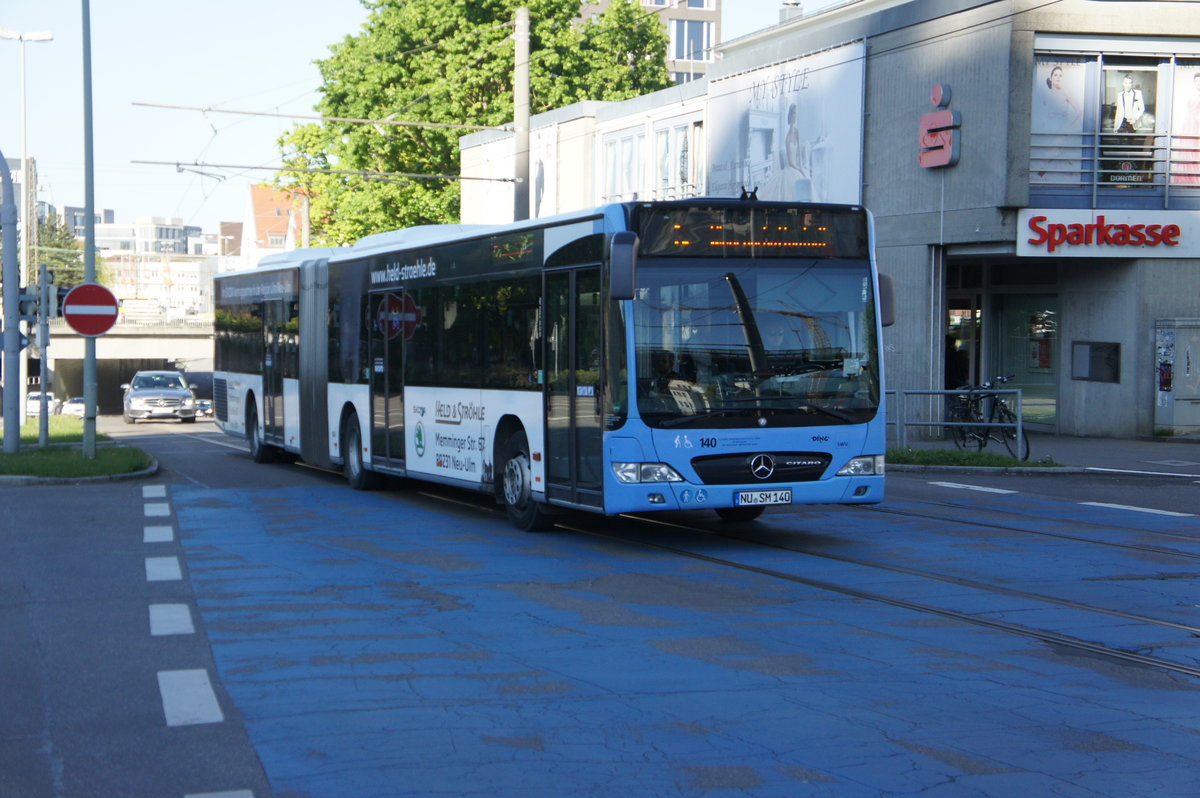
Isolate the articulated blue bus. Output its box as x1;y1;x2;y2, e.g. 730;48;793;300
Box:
214;199;893;529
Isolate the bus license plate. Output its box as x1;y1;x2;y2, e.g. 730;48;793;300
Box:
735;489;792;506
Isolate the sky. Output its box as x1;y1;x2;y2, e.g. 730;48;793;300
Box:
0;0;836;236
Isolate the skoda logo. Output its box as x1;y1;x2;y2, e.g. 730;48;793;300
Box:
750;454;775;480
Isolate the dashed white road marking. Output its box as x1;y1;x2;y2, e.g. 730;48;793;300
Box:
149;604;194;636
145;556;182;582
144;502;172;518
1080;501;1195;518
157;669;224;726
928;481;1018;495
185;791;254;798
179;432;249;452
142;485;167;499
144;525;174;543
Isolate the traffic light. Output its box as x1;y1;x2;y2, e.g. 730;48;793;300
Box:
53;285;70;317
17;290;39;323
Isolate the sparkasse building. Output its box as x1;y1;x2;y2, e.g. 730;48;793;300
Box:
460;0;1200;439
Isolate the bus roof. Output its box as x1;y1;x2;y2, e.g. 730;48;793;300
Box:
257;246;351;267
337;224;499;261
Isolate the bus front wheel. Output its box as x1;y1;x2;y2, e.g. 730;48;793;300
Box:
502;431;554;531
343;416;380;491
247;404;274;464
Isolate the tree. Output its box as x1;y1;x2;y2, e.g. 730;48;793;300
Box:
277;0;671;244
35;209;86;288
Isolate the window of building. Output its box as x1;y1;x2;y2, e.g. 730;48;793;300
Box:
671;19;713;62
601;128;646;202
653;118;704;199
687;0;709;7
267;234;286;247
1030;38;1200;203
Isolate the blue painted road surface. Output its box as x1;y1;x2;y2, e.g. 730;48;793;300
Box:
175;484;1200;797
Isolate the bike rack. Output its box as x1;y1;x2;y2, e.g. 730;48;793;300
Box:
886;388;1024;452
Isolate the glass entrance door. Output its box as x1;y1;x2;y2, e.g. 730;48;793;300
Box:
994;295;1058;428
946;295;981;390
545;268;604;508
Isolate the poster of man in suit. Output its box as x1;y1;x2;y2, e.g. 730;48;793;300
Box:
706;42;864;204
1103;69;1157;184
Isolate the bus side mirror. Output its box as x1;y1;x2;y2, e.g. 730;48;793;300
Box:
877;273;895;328
610;231;638;301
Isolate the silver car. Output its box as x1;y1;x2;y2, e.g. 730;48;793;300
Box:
121;371;199;423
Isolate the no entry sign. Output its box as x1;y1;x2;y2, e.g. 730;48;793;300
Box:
62;283;119;337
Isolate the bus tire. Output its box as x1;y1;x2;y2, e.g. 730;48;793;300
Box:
246;404;274;464
343;416;380;491
501;431;554;531
715;506;765;523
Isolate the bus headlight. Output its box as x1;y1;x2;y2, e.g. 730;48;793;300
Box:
837;455;884;476
612;462;685;484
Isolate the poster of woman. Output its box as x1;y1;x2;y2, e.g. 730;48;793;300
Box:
706;43;864;205
1030;59;1086;184
1171;69;1200;185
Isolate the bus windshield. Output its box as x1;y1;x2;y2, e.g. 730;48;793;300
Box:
632;258;880;428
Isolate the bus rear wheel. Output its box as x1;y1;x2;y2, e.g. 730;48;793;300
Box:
502;431;554;531
343;416;380;490
715;506;765;523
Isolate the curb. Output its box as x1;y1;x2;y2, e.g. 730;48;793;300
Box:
888;463;1089;475
0;456;160;486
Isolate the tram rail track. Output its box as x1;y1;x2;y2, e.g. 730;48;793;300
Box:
569;514;1200;680
864;502;1200;561
410;484;1200;680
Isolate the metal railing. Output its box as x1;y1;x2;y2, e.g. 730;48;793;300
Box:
886;387;1024;450
1029;130;1200;203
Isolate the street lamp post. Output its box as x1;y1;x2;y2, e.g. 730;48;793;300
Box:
0;28;54;419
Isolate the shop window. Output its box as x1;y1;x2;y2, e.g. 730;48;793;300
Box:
1071;341;1121;382
1030;45;1200;200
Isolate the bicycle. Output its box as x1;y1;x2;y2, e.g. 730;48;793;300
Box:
945;375;1031;461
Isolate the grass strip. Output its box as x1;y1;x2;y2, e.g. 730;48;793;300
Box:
888;447;1059;468
0;416;152;477
0;445;153;478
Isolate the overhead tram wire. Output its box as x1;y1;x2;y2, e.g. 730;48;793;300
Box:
131;160;520;184
132;103;509;132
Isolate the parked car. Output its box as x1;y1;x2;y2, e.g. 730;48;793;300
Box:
25;392;61;416
196;399;214;418
60;397;87;418
121;370;199;423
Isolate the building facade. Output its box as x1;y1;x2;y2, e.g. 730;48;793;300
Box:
585;0;722;84
94;216;204;256
461;0;1200;438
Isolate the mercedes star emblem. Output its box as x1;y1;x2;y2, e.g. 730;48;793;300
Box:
750;454;775;480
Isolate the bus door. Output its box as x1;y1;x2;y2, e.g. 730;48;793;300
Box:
368;291;406;468
262;299;288;444
544;267;603;508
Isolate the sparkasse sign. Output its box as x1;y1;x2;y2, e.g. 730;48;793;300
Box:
1018;209;1198;258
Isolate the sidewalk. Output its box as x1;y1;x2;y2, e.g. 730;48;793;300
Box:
893;431;1200;477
